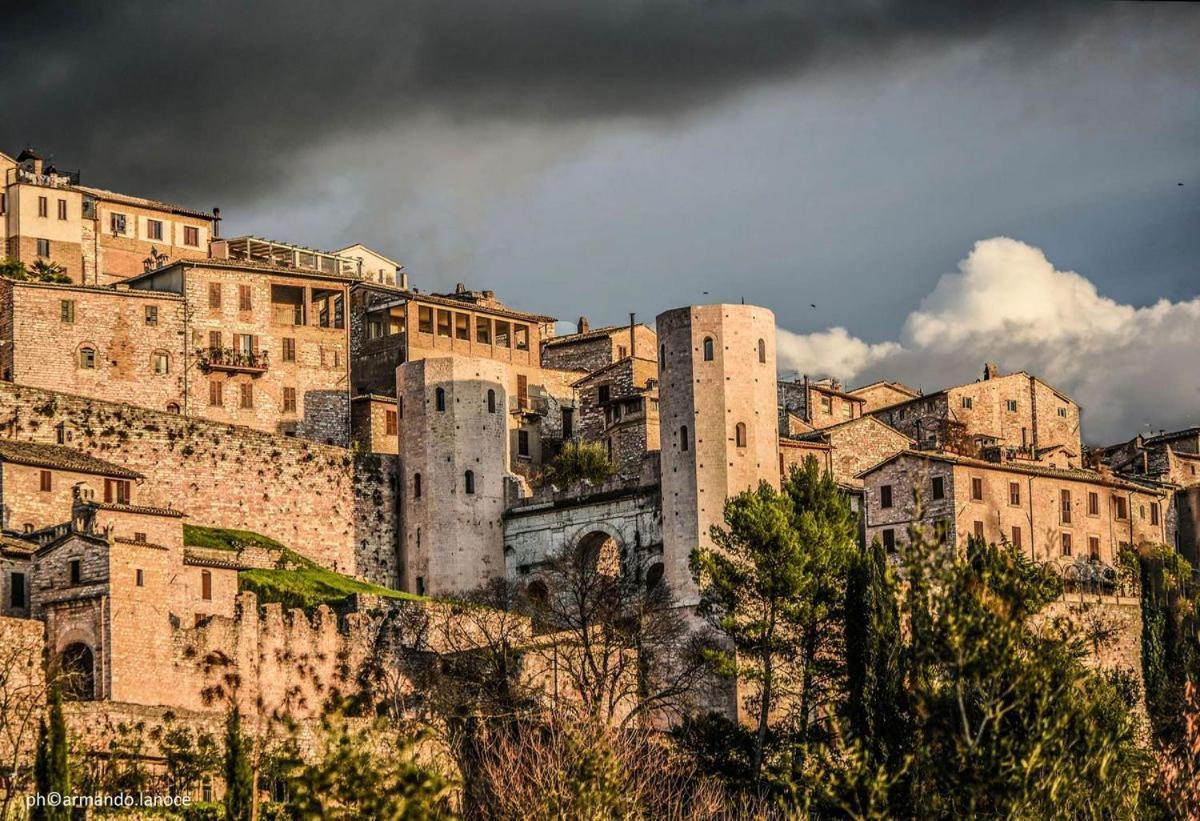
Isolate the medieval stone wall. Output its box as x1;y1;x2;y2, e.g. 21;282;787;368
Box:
0;383;398;584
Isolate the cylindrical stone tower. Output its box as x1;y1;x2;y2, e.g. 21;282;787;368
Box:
657;304;779;605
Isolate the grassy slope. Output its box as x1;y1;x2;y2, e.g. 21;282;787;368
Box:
186;525;422;609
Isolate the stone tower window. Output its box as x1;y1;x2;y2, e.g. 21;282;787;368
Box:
464;470;475;494
660;344;666;371
201;570;212;600
703;337;714;361
758;338;766;364
413;473;422;498
487;389;497;413
435;387;446;411
679;425;689;452
78;345;96;369
152;351;170;374
735;422;747;448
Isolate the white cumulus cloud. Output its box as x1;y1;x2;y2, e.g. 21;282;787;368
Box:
777;237;1200;444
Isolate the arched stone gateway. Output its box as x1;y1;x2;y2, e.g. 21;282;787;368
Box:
60;642;96;701
575;529;622;576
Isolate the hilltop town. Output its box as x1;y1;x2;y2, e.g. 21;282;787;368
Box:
1;146;1197;803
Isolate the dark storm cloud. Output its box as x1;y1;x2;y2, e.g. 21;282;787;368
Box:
0;0;1083;203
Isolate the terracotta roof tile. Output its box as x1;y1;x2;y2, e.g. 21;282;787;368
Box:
0;440;141;479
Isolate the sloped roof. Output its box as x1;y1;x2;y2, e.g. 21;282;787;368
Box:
73;184;216;220
0;440;141;480
791;414;913;445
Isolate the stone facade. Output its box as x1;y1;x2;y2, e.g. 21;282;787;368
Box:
847;380;921;412
658;304;779;606
873;365;1082;465
785;415;912;488
0;279;186;410
0;383;397;584
350;394;399;454
778;377;866;431
572;357;660;481
861;451;1172;568
540;320;658;373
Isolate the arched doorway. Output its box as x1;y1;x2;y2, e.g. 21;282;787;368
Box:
576;530;622;577
60;643;95;701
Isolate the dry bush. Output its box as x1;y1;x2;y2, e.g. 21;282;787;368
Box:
1153;680;1200;820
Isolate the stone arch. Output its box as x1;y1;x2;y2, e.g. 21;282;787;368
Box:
60;642;96;701
571;526;624;577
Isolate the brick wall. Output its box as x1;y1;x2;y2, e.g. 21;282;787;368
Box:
0;383;398;584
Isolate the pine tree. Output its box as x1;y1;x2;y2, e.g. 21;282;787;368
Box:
224;707;253;821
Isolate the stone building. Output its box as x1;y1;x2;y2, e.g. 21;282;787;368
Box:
1;149;218;285
778;376;867;432
334;243;405;287
124;255;353;443
540;316;657;373
782;415;912;489
871;363;1082;465
847;379;921;412
0;439;145;535
658;304;779;606
0;278;186;409
860;449;1171;569
571;356;660;481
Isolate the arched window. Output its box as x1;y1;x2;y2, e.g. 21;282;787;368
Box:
487;389;496;413
702;337;714;361
413;473;422;498
435;387;446;411
758;338;766;364
166;402;180;414
735;422;747;448
645;562;665;590
527;579;548;605
78;345;96;369
464;470;475;494
152;350;170;374
680;425;689;452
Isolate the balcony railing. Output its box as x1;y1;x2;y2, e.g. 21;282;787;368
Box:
510;395;549;416
196;347;270;374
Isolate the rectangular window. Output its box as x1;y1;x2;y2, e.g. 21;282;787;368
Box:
134;532;146;543
1058;407;1068;418
495;321;510;348
454;313;470;340
1151;502;1160;526
201;571;212;601
110;212;127;235
38;196;48;217
36;238;49;257
475;316;491;344
144;305;158;325
385;409;397;435
1060;489;1072;524
40;470;52;492
69;560;81;584
282;337;296;362
240;383;253;409
436;310;452;337
147;219;163;240
183;225;199;246
57;199;67;220
596;384;609;405
10;572;26;608
973;520;985;540
1114;496;1127;520
104;479;131;504
882;528;896;553
1009;482;1020;506
517;374;529;407
283;387;297;413
1061;533;1072;557
1088;536;1100;560
931;476;945;500
1011;526;1022;549
208;282;221;309
971;476;983;501
208;330;222;350
961;396;973;409
514;324;529;351
209;380;223;407
238;284;252;311
880;484;893;509
418;306;434;333
821;395;832;414
843;402;853;419
1088;491;1099;516
518;429;530;457
136;569;144;587
60;299;75;324
1006;399;1018;412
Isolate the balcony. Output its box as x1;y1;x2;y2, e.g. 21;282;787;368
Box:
9;167;80;188
510;395;549;416
196;347;269;375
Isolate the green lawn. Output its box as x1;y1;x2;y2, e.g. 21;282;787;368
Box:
183;524;287;553
238;548;425;610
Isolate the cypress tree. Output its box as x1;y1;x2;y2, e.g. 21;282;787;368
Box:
33;682;70;821
224;707;253;821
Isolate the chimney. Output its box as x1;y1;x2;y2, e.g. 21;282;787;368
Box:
803;374;812;423
399;270;410;290
983;362;999;380
212;207;221;238
455;282;467;294
577;316;590;334
629;313;637;359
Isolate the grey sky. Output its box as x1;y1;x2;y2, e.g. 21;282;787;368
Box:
3;2;1197;437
